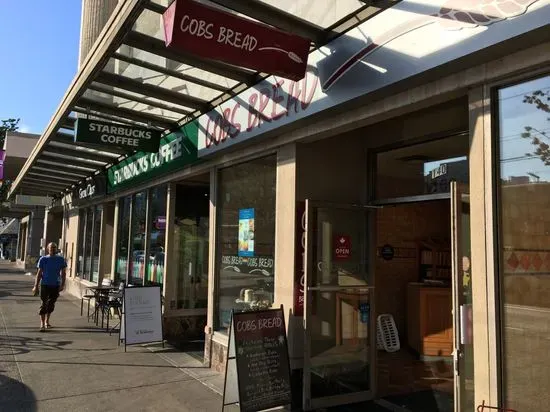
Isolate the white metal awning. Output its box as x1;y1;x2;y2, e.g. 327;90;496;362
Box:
9;0;399;198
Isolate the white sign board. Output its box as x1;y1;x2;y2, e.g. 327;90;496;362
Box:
122;286;163;346
15;195;51;206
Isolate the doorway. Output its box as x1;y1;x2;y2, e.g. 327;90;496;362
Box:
374;198;455;412
301;189;473;412
370;130;474;412
300;131;474;411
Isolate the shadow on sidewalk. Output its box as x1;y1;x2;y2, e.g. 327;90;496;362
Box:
0;373;37;412
0;335;72;356
0;359;208;369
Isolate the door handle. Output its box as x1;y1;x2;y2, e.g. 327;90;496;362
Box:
307;285;374;292
454;349;463;376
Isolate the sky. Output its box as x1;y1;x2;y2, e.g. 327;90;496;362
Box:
0;1;82;134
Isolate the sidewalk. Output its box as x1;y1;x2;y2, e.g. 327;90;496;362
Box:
0;262;224;412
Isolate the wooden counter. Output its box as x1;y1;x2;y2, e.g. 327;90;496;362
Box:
407;283;452;357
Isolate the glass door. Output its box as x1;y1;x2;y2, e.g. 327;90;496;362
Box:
303;200;375;410
450;182;474;411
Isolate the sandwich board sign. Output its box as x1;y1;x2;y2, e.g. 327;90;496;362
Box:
222;306;292;411
119;285;164;352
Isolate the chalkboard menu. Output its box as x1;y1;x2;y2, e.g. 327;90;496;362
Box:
223;307;292;412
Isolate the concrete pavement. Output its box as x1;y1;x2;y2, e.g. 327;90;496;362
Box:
0;262;225;412
0;262;395;412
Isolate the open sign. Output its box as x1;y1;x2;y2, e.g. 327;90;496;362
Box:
334;235;351;260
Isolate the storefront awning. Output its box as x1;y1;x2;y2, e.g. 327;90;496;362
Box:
9;0;398;198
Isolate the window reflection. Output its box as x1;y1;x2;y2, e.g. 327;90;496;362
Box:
497;74;550;412
115;196;131;284
147;186;167;286
76;206;102;282
216;156;277;331
376;135;469;199
172;185;209;310
91;206;102;283
129;192;147;285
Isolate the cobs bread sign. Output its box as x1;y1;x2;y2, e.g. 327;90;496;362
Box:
75;119;162;152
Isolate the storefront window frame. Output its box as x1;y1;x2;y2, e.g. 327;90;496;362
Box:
212;153;278;333
113;185;168;287
76;205;102;283
492;68;550;410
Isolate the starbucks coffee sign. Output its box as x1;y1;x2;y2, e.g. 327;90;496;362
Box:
75;119;162;152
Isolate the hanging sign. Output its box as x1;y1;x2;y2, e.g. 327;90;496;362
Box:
72;174;107;206
75;118;162;152
222;307;292;412
120;286;164;351
334;235;351;260
162;0;310;81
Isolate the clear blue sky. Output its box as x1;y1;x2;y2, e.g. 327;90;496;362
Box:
0;1;82;134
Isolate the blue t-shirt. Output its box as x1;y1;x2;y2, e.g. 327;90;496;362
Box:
37;255;67;286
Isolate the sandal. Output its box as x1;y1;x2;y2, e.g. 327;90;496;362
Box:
40;325;46;332
46;323;53;329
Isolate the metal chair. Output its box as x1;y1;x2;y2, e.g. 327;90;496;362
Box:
80;288;95;320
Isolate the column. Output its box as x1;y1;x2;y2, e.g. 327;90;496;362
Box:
274;144;300;368
26;207;45;270
163;183;176;309
110;199;120;282
99;202;115;283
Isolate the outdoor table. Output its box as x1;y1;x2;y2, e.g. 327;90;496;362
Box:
86;285;117;327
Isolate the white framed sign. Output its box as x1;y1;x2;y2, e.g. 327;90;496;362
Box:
121;286;163;349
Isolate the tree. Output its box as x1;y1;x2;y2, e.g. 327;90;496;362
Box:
0;118;20;208
521;90;550;165
0;118;20;147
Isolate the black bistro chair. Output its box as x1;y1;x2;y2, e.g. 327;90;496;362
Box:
100;283;124;332
80;288;96;320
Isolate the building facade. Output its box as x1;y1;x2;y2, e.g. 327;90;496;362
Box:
9;1;550;411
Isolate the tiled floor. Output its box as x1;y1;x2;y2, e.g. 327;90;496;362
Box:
376;349;454;411
377;349;453;397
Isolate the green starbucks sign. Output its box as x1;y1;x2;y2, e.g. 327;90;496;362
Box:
75;118;162;152
107;121;199;192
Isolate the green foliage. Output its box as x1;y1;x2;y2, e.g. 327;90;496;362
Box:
521;90;550;165
0;118;20;205
0;118;20;147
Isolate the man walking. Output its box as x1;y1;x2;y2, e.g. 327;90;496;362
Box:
32;242;67;332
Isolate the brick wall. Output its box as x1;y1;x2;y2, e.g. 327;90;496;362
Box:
375;200;450;339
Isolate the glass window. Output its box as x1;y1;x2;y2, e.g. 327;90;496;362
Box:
172;185;209;310
76;206;102;282
91;206;102;283
497;74;550;411
115;196;131;284
147;186;167;286
216;156;277;331
83;208;94;280
376;135;469;199
77;210;86;275
129;192;147;285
